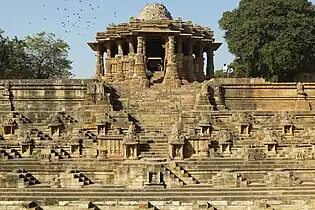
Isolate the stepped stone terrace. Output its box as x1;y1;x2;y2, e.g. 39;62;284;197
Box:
1;3;315;210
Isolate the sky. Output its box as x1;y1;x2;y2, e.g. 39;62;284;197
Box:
0;0;241;78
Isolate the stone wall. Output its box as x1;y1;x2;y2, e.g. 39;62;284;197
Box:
0;79;88;110
209;79;314;111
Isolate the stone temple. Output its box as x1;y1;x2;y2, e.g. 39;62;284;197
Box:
1;3;315;210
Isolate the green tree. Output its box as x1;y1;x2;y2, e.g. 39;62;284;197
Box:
24;32;73;79
219;0;315;81
0;30;30;79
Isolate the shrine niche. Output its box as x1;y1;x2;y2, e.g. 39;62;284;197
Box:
185;115;213;158
263;131;278;156
229;112;252;135
96;120;110;136
70;131;84;158
145;171;164;188
217;130;234;157
266;112;296;135
3;119;18;135
48;116;64;137
168;118;185;160
197;115;212;137
281;118;294;135
20;134;35;156
122;122;139;159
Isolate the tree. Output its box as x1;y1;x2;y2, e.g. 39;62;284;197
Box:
219;0;315;81
24;32;73;79
0;31;73;79
0;30;30;79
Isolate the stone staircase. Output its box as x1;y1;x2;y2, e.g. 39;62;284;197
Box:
69;169;94;186
16;169;40;187
112;85;200;160
161;162;199;186
0;148;22;160
175;158;315;185
50;149;71;160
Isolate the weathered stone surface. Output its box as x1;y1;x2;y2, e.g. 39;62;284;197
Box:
2;3;315;210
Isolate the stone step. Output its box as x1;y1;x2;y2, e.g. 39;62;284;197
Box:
2;191;315;201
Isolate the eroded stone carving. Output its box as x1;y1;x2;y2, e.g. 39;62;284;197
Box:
168;117;185;159
86;80;110;104
123;122;139;159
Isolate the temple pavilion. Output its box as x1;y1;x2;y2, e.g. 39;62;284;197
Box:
88;3;221;87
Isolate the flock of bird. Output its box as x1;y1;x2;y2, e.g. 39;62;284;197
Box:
28;0;113;37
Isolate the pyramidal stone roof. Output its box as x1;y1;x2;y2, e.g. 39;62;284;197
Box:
139;3;173;21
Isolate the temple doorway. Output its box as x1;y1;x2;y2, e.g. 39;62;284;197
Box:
146;37;165;72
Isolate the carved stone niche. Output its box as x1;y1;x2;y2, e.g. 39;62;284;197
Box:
70;132;84;158
198;118;212;137
169;143;184;160
221;141;232;156
3;119;18;135
123;122;139;160
280;115;294;135
21;135;34;156
218;131;234;157
145;171;164;188
239;123;250;135
48;116;64;137
283;124;294;135
96;120;108;136
263;134;278;156
123;143;139;160
168;118;185;160
112;125;122;135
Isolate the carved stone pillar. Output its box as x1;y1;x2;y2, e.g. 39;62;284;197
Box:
206;47;214;79
128;37;134;54
168;36;175;60
137;36;144;54
106;43;111;58
176;37;184;81
117;40;123;56
164;39;169;71
95;50;104;79
163;36;181;87
116;59;124;81
195;41;205;82
132;36;148;88
105;43;112;80
187;40;196;82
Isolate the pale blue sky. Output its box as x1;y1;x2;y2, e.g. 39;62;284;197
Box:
0;0;241;78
